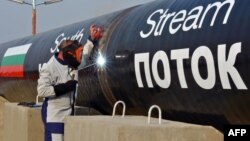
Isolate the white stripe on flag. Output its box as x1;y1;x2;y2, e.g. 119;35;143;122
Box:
4;43;32;57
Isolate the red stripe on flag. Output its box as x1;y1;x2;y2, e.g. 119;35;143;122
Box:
0;65;24;77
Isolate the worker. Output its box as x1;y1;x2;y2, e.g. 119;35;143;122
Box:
81;24;104;67
37;24;103;141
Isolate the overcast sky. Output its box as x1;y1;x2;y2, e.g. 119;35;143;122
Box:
0;0;154;44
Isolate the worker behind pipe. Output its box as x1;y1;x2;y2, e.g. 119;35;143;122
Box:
37;24;103;141
80;24;104;67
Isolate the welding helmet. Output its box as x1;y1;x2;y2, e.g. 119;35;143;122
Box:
59;40;83;69
90;24;103;42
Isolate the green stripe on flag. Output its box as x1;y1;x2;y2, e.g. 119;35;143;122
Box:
1;54;26;66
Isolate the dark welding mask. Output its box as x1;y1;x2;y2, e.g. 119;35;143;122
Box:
60;40;83;69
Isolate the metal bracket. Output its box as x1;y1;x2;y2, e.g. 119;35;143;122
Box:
148;105;162;125
112;100;126;118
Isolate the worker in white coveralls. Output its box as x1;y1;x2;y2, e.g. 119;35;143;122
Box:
37;25;103;141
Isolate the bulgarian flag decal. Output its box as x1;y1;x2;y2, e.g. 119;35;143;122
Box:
0;43;32;77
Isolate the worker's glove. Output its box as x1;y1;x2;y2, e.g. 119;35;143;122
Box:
89;24;103;44
53;80;78;96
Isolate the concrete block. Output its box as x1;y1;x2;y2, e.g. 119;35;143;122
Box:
64;116;223;141
0;97;8;141
3;103;44;141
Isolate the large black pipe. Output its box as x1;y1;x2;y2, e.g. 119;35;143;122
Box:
0;0;250;130
79;0;250;130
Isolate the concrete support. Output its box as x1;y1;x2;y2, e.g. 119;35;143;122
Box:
0;97;8;141
3;103;44;141
64;116;223;141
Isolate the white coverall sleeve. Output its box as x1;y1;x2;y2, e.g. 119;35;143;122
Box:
82;39;94;57
80;39;94;67
37;65;56;98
